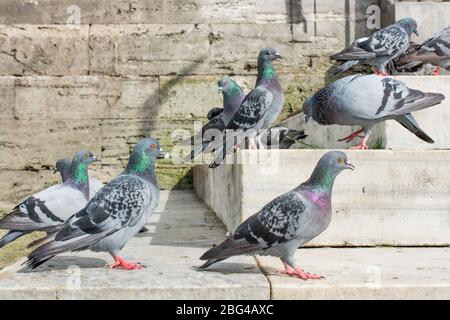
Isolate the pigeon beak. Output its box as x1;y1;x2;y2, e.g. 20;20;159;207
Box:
344;162;355;171
157;149;171;159
218;87;223;94
90;156;99;163
53;168;58;174
274;53;283;60
304;114;310;123
414;30;419;36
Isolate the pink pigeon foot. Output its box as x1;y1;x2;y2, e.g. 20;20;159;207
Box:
373;69;387;76
338;128;364;143
109;256;144;270
279;265;324;281
350;141;369;149
432;67;441;76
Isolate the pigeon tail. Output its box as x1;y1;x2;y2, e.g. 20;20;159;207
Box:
331;60;360;75
0;230;30;249
396;114;434;143
198;258;226;269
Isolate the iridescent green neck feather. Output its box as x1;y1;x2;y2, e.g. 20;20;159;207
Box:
306;167;336;193
72;162;88;185
127;151;154;175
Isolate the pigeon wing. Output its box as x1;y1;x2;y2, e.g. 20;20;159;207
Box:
27;174;152;266
0;184;87;231
337;76;445;120
200;192;306;261
227;86;274;130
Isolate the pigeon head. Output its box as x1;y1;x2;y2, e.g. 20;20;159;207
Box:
218;77;245;124
257;48;282;83
302;96;314;123
258;47;282;64
69;150;96;187
317;151;354;174
396;18;418;36
126;138;164;175
54;158;72;182
218;77;242;98
305;151;354;192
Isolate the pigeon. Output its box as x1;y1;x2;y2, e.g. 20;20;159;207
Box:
181;77;245;162
302;74;445;149
0;151;97;249
207;107;224;120
200;151;354;280
396;26;450;75
55;158;104;198
53;158;150;234
209;48;284;168
331;18;418;75
26;138;164;270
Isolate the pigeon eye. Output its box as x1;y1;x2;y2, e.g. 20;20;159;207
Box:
338;157;345;164
82;154;89;160
150;144;157;150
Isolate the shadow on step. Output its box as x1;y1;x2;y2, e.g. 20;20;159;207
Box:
19;256;106;273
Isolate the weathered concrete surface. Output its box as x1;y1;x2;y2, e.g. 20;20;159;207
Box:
0;25;89;76
194;150;450;246
395;1;450;43
1;191;449;299
258;247;450;300
0;190;270;299
0;0;374;27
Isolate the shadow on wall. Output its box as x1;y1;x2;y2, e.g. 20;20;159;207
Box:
132;56;207;189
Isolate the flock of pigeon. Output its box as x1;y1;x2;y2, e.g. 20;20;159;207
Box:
0;18;448;280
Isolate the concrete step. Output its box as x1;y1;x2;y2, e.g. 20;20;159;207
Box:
194;149;450;246
277;76;450;150
1;190;449;299
0;190;270;299
257;247;450;299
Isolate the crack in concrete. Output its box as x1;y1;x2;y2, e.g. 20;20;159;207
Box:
253;255;273;300
0;49;43;75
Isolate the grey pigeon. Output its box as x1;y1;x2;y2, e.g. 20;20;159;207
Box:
302;74;445;149
209;48;284;168
55;158;104;198
54;158;149;234
181;77;245;161
0;151;97;249
207;107;224;120
200;151;354;280
396;26;450;75
331;18;418;75
26;138;164;270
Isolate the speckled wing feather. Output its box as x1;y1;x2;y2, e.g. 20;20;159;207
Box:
333;25;408;61
27;174;152;267
417;27;450;57
227;87;273;130
208;87;273;168
200;192;305;262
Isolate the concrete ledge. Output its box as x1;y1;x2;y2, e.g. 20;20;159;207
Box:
0;190;270;300
194;149;450;246
258;247;450;300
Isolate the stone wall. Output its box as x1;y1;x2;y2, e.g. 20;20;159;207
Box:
0;0;436;212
